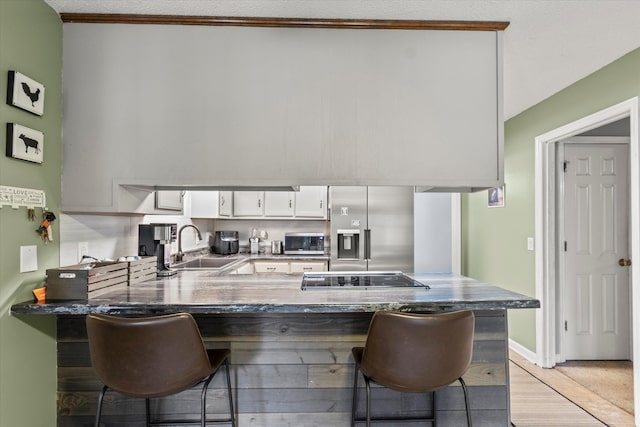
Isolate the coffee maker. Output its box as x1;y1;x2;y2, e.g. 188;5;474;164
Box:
138;223;177;277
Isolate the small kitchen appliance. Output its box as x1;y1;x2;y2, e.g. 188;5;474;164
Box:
213;231;239;255
138;223;177;277
284;232;325;255
271;240;283;255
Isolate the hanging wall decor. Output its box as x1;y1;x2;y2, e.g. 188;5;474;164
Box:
488;184;505;208
7;71;45;116
6;123;44;164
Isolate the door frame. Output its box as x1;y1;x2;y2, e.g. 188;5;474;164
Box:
557;138;631;361
534;97;640;420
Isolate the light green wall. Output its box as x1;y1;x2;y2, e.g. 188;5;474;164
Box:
0;0;62;425
462;47;640;352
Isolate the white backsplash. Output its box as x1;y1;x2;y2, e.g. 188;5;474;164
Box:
59;214;327;266
212;219;329;253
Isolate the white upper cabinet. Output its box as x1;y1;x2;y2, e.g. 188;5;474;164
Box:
155;191;184;212
294;186;327;218
233;191;264;217
61;22;504;212
264;191;295;217
218;191;233;217
190;191;219;218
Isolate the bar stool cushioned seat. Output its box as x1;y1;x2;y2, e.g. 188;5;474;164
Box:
351;310;475;426
86;313;235;427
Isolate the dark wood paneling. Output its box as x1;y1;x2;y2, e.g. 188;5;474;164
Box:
59;14;509;31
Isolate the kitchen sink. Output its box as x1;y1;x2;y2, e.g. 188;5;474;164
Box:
172;256;240;270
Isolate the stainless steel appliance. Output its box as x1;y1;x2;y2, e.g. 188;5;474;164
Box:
138;223;177;276
213;231;239;255
271;240;283;255
301;271;427;290
330;186;414;272
284;232;325;255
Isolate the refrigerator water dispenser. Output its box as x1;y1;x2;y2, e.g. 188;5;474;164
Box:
337;229;360;259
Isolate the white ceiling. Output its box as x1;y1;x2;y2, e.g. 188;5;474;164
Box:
43;0;640;120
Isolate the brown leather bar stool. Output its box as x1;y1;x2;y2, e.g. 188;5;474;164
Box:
86;313;236;427
351;310;475;426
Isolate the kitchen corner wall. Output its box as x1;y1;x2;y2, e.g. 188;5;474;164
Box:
60;193;212;264
0;1;62;426
462;46;640;353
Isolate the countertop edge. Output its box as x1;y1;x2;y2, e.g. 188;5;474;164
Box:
11;300;540;316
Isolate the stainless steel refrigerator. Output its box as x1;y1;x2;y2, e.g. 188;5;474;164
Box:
329;186;414;272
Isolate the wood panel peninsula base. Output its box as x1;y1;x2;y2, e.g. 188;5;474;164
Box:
12;273;539;427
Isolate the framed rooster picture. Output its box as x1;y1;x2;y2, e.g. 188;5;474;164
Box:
6;123;44;164
7;71;45;116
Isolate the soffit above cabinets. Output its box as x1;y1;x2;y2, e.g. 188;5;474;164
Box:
61;19;504;212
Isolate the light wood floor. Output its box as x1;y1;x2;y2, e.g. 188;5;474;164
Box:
510;352;635;427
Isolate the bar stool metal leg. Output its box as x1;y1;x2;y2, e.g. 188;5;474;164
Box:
459;377;472;427
351;365;359;427
364;375;372;427
94;385;108;427
200;373;215;427
145;398;151;427
223;358;236;427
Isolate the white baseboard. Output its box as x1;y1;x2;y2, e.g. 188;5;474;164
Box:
509;339;538;364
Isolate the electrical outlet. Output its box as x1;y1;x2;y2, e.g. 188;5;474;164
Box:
78;242;89;261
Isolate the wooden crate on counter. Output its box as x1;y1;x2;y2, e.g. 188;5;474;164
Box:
46;262;128;301
127;256;157;284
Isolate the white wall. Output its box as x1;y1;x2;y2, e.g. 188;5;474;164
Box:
414;193;453;272
60;193;455;268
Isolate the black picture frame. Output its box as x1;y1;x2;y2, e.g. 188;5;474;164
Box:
6;123;44;164
7;71;45;116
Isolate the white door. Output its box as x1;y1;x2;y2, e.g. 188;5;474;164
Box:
233;191;264;217
562;141;630;360
294;186;327;218
218;191;233;217
264;191;294;217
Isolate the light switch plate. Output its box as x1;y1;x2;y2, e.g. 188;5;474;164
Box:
20;245;38;272
527;237;535;251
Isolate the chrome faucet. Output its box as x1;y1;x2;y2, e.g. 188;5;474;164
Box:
176;224;203;263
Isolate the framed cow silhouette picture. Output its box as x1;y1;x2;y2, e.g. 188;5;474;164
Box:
6;123;44;164
7;71;45;116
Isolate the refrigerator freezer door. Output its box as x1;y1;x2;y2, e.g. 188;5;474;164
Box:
330;186;367;271
367;186;414;272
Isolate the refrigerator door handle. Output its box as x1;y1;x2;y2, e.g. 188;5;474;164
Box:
364;229;371;260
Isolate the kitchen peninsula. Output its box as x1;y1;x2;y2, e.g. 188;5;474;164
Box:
12;272;538;426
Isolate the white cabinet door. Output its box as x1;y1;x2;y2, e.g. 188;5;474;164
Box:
155;191;184;211
264;191;295;217
233;192;264;217
190;191;219;218
218;191;233;217
290;261;327;273
295;186;327;218
253;261;289;273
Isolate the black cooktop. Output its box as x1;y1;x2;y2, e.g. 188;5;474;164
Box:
301;272;429;290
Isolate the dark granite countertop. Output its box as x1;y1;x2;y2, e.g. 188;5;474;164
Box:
11;272;539;316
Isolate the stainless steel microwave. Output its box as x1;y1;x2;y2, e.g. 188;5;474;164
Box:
284;232;325;255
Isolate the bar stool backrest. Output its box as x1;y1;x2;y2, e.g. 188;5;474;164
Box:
360;310;475;393
86;313;213;398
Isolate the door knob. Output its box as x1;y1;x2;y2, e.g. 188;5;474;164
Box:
618;258;632;266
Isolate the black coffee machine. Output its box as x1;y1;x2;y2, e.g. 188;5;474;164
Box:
138;223;177;276
213;231;239;255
